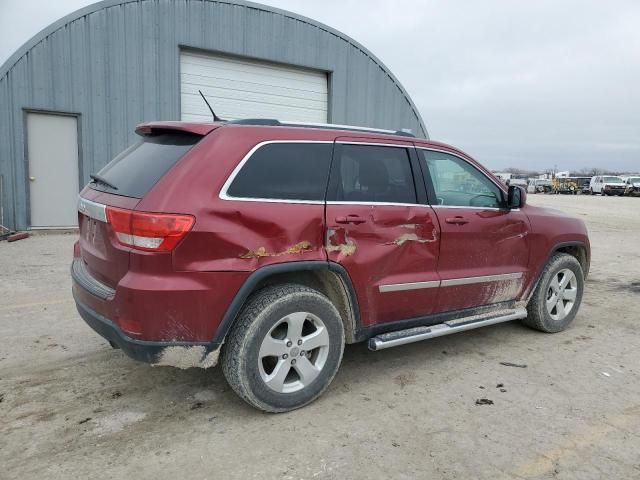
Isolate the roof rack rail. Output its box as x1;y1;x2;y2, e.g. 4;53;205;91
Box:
228;118;281;126
225;119;415;137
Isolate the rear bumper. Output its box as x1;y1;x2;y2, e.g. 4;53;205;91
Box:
73;289;221;368
70;249;248;343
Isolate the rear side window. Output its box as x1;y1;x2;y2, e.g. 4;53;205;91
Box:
226;143;332;201
90;132;202;198
330;144;416;204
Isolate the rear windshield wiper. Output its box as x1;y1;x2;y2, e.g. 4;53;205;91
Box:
90;174;118;191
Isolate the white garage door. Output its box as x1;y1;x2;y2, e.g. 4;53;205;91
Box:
180;51;328;123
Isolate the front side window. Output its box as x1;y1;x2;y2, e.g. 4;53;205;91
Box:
226;143;332;201
330;144;417;204
420;150;504;208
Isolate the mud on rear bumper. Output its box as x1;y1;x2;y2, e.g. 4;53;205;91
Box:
72;292;221;369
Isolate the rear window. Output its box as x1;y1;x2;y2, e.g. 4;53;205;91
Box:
226;143;332;201
89;132;201;198
330;144;417;204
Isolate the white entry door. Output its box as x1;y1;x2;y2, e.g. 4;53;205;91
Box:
27;112;79;228
180;51;328;123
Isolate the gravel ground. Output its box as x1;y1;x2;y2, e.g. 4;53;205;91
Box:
1;194;639;479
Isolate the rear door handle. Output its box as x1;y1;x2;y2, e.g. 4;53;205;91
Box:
445;216;469;225
335;215;366;225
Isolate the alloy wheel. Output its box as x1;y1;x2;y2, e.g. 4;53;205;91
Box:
258;312;330;393
546;268;578;321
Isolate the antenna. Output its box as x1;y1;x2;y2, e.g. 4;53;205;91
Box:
198;90;223;122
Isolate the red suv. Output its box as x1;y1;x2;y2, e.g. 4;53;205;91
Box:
72;120;590;412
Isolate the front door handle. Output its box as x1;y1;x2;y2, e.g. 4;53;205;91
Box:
445;216;469;225
335;215;366;225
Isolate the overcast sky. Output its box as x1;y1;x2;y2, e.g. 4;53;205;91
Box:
1;0;639;172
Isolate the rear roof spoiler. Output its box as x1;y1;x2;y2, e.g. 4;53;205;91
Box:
135;121;221;136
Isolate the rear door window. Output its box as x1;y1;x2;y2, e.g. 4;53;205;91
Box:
89;132;202;198
328;144;417;204
225;143;332;201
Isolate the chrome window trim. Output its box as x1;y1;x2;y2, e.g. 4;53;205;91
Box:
440;272;523;287
77;196;107;223
431;205;519;212
379;280;440;293
379;272;523;293
326;201;428;208
219;140;333;204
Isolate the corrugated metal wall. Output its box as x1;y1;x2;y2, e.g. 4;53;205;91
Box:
0;0;428;230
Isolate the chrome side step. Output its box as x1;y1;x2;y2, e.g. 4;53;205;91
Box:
368;307;528;351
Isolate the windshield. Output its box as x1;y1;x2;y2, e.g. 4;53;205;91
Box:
603;176;623;182
627;177;640;183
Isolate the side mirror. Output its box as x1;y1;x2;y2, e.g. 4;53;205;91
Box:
507;185;526;209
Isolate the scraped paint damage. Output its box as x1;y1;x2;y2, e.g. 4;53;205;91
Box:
239;241;313;259
386;228;438;246
325;228;357;258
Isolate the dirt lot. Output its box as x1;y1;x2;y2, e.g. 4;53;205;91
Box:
1;194;639;480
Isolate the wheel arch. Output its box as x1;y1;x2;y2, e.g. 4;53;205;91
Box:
526;240;590;303
551;241;590;278
213;261;361;345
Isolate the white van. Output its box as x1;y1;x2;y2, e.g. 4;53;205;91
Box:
589;176;625;196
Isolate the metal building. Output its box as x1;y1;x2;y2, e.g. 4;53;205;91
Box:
0;0;428;230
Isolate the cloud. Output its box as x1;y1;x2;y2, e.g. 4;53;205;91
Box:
1;0;639;171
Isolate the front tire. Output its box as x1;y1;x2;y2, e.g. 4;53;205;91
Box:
222;284;345;412
524;253;584;333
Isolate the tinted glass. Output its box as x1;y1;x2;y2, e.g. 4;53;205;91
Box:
332;145;416;203
227;143;332;201
90;132;201;198
421;150;504;208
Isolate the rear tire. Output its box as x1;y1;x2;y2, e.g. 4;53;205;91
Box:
221;284;345;412
523;253;584;333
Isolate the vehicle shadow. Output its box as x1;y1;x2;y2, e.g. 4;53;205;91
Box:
0;319;544;430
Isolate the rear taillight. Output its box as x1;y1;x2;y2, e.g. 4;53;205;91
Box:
105;207;194;252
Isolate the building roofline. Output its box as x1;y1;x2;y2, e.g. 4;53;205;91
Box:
0;0;428;138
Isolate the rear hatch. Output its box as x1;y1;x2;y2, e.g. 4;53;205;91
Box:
77;124;213;289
